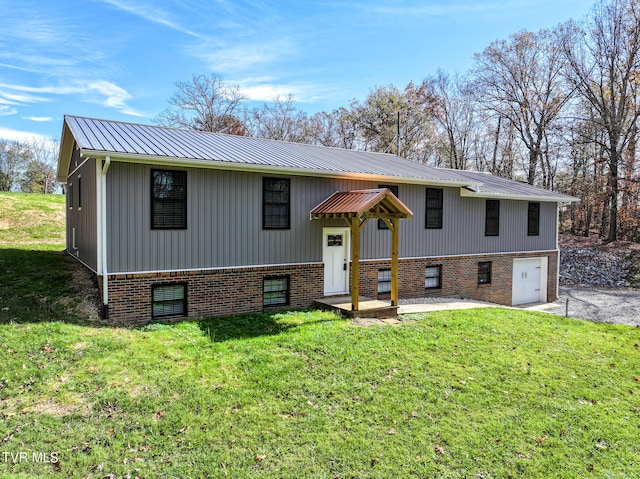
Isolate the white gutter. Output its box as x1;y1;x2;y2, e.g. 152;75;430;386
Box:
459;186;580;203
101;156;111;317
556;202;561;301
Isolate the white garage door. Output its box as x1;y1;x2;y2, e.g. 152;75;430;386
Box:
512;257;548;305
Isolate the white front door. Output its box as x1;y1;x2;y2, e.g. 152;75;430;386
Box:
512;257;547;305
322;227;349;295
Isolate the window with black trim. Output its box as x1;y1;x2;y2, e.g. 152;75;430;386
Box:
378;185;398;229
485;200;500;236
152;283;186;317
263;178;290;229
478;262;492;285
425;265;442;289
378;269;391;293
528;202;540;236
151;170;187;229
263;276;289;307
77;175;82;209
426;188;443;229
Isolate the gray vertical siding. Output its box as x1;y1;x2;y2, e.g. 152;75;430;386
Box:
66;155;98;271
106;162;558;273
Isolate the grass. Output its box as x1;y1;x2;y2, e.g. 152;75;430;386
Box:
1;310;639;478
0;192;65;245
1;191;639;478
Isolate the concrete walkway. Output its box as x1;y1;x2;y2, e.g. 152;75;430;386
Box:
396;285;640;327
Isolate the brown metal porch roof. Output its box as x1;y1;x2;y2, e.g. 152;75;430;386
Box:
310;188;413;220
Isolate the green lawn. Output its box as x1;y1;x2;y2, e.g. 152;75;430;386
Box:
1;192;639;478
1;309;639;478
0;192;65;245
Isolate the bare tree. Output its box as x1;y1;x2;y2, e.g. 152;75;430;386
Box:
348;83;437;162
26;137;59;193
563;0;640;241
155;73;247;134
247;95;309;142
304;109;361;149
0;140;32;191
426;71;475;170
471;28;572;185
348;85;405;153
329;108;360;149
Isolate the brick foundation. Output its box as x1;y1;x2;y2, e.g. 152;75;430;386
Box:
106;263;324;326
359;251;558;306
102;251;558;326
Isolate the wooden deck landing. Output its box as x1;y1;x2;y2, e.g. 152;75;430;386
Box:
314;296;398;319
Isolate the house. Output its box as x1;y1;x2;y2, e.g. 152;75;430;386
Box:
56;115;577;325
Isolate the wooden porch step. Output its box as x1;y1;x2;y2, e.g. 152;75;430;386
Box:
314;296;398;319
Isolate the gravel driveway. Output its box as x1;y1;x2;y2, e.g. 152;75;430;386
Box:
541;285;640;327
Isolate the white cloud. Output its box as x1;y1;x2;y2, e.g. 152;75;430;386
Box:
0;91;49;104
85;80;140;114
236;77;332;105
0;126;48;143
24;116;53;122
96;0;201;38
0;80;144;117
369;1;529;17
0;105;18;116
191;34;299;74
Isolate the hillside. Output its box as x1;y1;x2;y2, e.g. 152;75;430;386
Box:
0;192;100;324
0;192;65;245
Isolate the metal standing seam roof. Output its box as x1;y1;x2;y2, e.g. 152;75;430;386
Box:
310;188;413;219
445;169;579;202
60;115;472;185
59;115;579;203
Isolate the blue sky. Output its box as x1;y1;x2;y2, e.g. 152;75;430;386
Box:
0;0;592;144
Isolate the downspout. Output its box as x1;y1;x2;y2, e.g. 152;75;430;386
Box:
101;156;111;319
556;202;561;301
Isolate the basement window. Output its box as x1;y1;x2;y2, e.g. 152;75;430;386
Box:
477;262;492;285
152;283;187;318
263;276;289;307
425;265;442;289
378;269;392;294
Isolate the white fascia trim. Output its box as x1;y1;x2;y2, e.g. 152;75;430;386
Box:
459;187;579;203
108;261;325;277
82;150;477;188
